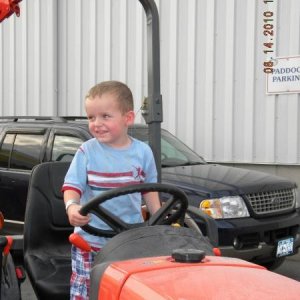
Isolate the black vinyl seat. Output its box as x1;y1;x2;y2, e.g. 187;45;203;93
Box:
24;162;73;300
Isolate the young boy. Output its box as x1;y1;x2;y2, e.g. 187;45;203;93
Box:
62;80;161;299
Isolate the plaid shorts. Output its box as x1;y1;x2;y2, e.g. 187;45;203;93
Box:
70;245;101;300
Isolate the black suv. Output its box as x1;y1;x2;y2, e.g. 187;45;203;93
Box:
0;116;299;269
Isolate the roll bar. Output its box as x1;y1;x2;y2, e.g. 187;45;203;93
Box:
139;0;163;182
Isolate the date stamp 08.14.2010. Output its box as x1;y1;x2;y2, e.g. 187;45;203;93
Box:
262;0;276;74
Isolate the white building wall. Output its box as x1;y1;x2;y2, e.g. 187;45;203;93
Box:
0;0;300;165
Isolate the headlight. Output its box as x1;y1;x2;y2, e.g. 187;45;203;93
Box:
200;196;250;219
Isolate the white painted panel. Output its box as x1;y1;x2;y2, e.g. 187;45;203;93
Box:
263;1;278;163
242;0;256;162
281;0;299;163
65;0;82;114
1;12;16;115
173;0;197;148
0;0;300;166
160;0;178;132
13;0;57;115
81;0;96;102
222;0;235;161
40;0;57;114
14;0;27;115
202;0;215;161
25;0;38;114
131;0;144;123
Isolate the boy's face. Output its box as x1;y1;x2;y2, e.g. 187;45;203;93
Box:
85;92;135;148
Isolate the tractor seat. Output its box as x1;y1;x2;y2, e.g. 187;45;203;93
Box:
24;162;73;300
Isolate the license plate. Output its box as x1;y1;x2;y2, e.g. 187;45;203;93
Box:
276;237;294;257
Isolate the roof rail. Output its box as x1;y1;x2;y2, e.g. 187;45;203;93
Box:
0;116;87;122
0;116;66;122
60;116;87;121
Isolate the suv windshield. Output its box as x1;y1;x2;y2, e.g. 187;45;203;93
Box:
129;127;206;167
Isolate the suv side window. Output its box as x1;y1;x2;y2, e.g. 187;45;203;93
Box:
0;133;15;168
10;134;44;170
51;135;83;162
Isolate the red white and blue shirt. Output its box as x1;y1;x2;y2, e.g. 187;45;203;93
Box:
62;137;157;247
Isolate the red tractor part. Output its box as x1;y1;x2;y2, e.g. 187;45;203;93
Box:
69;233;92;252
0;211;4;229
95;254;300;300
0;0;21;23
3;235;13;256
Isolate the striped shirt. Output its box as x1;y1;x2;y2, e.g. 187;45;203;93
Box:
62;137;157;247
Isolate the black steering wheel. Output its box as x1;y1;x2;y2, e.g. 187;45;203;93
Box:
79;183;188;237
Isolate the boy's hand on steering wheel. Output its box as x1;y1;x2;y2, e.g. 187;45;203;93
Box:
67;204;90;227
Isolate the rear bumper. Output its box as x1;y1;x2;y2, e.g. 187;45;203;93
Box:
216;209;300;263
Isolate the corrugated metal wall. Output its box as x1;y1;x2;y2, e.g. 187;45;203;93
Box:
1;0;300;165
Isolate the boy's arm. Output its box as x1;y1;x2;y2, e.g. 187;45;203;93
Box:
143;191;161;215
64;190;80;206
64;190;90;227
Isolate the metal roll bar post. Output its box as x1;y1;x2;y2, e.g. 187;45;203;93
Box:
139;0;163;182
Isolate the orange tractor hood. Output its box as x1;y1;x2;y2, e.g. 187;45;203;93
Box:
97;255;300;300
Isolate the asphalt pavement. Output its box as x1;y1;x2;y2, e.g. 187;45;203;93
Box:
274;251;300;281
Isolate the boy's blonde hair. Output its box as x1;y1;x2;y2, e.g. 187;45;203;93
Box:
85;81;134;114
